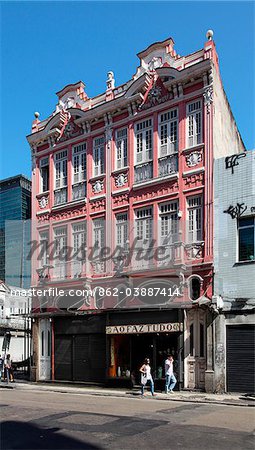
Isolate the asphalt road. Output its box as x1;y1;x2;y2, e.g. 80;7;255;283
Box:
0;390;254;450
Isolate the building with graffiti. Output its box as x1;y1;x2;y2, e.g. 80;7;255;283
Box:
213;150;255;393
27;31;245;391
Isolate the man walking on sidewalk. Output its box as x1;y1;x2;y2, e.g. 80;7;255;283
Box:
165;355;177;394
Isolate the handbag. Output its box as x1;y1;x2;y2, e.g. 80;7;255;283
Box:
141;373;147;385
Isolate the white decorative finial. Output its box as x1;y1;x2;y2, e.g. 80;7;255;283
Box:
34;112;40;119
206;30;214;41
106;71;115;90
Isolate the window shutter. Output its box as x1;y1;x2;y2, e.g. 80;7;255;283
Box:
160;123;168;157
145;129;152;161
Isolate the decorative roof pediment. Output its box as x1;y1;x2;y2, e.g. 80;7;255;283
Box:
139;76;174;111
124;73;152;99
155;66;180;80
58;116;84;142
53;81;89;116
133;37;180;80
43;110;84;144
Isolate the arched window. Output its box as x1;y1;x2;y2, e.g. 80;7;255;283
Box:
189;277;201;301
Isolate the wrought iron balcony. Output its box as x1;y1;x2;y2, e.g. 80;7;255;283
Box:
158;153;178;177
71;260;83;278
72;182;86;201
0;318;27;330
90;260;106;275
134;162;153;183
54;187;67;205
53;261;67;280
184;241;204;260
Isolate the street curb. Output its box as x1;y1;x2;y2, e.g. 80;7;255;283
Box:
1;384;254;407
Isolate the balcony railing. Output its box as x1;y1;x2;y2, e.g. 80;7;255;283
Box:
71;260;83;278
134;162;153;183
72;182;86;201
90;260;106;275
54;187;67;206
158;154;178;177
125;242;185;273
0;318;27;330
53;262;67;280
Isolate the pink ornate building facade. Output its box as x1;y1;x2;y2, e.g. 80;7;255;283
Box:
27;32;244;391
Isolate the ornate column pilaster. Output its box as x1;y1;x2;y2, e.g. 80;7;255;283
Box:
203;82;214;260
104;113;113;275
203;86;213;114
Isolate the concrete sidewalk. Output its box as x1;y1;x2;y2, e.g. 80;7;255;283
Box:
0;380;254;407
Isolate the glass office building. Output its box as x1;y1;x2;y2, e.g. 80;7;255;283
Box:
0;175;31;288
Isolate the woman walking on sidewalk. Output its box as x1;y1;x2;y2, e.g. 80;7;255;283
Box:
139;358;155;396
4;354;14;382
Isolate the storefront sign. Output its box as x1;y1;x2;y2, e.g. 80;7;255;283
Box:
106;322;183;334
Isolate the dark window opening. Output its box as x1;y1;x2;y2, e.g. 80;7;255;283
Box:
190;278;201;300
238;217;255;261
41;165;49;192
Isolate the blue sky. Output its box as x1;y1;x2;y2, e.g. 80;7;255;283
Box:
1;1;254;180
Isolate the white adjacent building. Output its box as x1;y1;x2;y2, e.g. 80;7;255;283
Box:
0;281;31;362
213;150;255;393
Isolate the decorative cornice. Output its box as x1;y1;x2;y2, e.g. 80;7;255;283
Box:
181;143;205;155
133;173;178;190
182;167;205;177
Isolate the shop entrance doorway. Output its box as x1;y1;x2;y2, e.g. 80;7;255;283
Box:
131;334;154;383
130;333;178;385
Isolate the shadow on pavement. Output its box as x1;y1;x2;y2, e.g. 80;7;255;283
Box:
1;420;102;449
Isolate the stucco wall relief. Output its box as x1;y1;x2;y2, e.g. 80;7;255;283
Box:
115;173;128;188
186;151;203;168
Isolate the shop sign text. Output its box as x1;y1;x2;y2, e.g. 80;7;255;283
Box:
106;322;183;334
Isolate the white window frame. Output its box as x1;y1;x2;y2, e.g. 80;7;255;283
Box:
72;222;86;277
159;201;179;245
135;207;153;244
39;230;49;268
93;137;105;176
72;143;87;184
54;150;67;189
134;119;153;165
93;218;105;257
187;100;202;148
116;213;128;249
54;226;67;278
40;157;49;193
187;196;203;243
159;109;178;157
115;128;128;169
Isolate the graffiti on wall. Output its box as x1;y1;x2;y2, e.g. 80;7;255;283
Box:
224;203;247;219
225;153;246;174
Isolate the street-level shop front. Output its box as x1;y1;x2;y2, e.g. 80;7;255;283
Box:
106;310;184;390
53;314;106;383
36;307;207;391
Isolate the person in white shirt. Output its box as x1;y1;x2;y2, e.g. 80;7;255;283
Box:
139;358;155;396
165;355;177;393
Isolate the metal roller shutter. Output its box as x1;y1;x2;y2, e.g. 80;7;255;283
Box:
89;334;106;382
73;335;90;381
55;333;106;382
226;325;255;393
55;336;72;380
